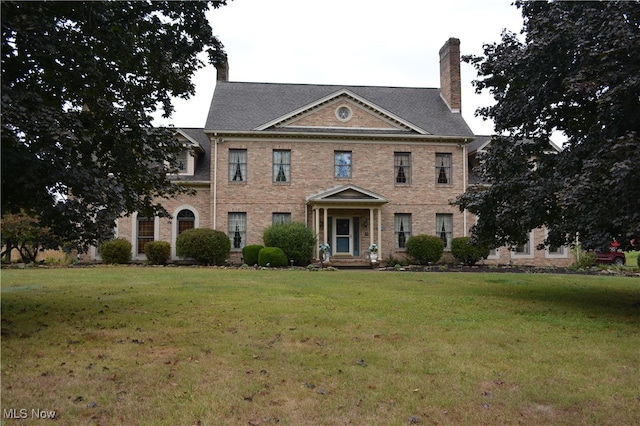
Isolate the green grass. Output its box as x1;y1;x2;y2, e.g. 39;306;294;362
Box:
626;250;639;267
2;267;639;425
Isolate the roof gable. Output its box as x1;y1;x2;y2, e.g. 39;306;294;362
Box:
256;89;425;134
306;184;388;205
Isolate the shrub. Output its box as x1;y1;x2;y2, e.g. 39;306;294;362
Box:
262;222;316;266
258;247;289;267
176;228;230;265
242;244;264;266
144;241;171;265
406;234;444;265
451;237;490;266
571;244;596;269
99;238;132;264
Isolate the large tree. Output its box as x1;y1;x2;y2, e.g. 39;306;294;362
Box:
454;0;640;251
1;1;227;251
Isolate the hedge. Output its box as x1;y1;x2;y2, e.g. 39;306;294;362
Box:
176;228;230;265
144;241;171;265
406;234;444;265
99;238;132;264
258;247;289;267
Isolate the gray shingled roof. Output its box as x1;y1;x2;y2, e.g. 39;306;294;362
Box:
205;81;474;137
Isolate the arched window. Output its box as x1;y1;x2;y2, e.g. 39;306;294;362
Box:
177;209;195;235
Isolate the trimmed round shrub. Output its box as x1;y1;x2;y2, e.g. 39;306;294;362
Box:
242;244;264;266
406;234;444;265
176;228;230;265
99;238;132;264
451;237;490;266
144;241;171;265
258;246;289;267
262;222;316;266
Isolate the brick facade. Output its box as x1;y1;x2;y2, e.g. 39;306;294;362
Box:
80;38;574;267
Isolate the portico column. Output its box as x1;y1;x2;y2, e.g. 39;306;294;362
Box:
314;207;320;259
323;208;328;251
369;208;374;249
377;208;382;257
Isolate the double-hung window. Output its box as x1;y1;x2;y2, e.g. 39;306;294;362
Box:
436;153;452;184
334;151;352;178
137;216;155;255
228;212;247;250
175;148;188;173
436;213;453;250
229;149;247;182
513;231;534;258
394;214;411;249
272;213;291;225
394;152;411;184
273;150;291;183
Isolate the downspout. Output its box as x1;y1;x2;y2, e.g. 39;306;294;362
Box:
213;135;219;230
462;141;467;236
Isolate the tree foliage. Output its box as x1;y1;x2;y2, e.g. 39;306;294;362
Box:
454;0;640;251
1;1;228;252
0;211;58;263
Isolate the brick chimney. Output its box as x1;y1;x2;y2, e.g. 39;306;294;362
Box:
439;38;461;113
215;54;229;82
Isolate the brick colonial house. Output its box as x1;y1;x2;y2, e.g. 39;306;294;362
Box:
94;38;572;267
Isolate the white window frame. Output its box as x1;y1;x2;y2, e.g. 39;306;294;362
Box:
272;213;291;225
228;212;247;250
132;213;159;259
394;152;411;185
435;153;452;185
273;150;291;183
436;213;453;251
229;149;248;183
394;213;411;250
544;230;568;259
171;205;200;259
334;151;352;179
512;231;534;259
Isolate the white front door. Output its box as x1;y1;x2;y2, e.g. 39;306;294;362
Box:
334;217;352;255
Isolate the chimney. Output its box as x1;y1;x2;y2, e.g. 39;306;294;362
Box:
439;38;461;113
215;54;229;82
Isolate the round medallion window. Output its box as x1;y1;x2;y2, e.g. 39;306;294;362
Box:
336;106;352;121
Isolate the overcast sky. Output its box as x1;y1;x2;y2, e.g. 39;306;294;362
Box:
154;0;525;136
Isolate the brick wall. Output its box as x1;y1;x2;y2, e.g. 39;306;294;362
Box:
215;137;468;263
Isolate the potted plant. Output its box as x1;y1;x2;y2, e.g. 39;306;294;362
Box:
319;243;331;263
368;243;379;262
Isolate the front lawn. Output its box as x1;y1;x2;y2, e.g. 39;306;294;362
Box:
1;267;639;425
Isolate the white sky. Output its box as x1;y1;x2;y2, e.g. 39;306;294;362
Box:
154;0;525;136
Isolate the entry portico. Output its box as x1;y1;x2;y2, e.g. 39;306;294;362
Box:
307;185;388;262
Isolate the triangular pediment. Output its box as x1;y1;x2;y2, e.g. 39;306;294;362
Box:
174;129;205;153
306;185;388;205
255;89;428;134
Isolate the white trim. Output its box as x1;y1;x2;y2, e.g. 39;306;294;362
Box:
255;90;429;134
487;248;500;260
132;213;160;260
544;229;568;259
333;217;353;255
171;205;200;260
511;231;535;259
